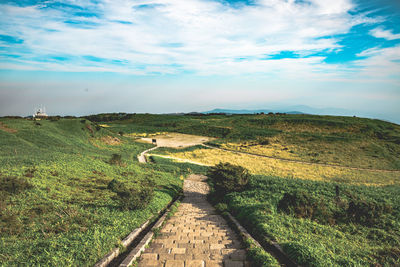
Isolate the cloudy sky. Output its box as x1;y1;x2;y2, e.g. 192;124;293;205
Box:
0;0;399;122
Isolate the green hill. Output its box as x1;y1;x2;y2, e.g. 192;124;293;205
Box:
0;117;186;266
92;113;400;170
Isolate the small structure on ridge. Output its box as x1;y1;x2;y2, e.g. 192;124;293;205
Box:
33;106;48;118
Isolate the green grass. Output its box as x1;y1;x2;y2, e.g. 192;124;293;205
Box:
0;118;185;266
219;175;400;266
3;113;400;266
91;113;400;170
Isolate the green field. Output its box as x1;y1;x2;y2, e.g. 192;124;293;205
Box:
94;113;400;266
2;113;400;266
0;117;188;266
90;113;400;170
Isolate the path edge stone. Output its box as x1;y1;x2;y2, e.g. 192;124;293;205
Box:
93;196;180;267
224;211;300;267
118;209;171;267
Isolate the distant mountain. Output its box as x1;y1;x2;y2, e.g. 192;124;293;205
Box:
203;105;354;116
203;108;304;115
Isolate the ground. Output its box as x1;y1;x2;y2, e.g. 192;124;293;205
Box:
138;132;215;148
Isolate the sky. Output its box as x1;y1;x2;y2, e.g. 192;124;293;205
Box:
0;0;399;123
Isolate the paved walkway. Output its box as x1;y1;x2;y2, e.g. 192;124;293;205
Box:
137;174;248;267
137;146;159;163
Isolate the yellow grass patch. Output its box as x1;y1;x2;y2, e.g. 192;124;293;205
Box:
221;141;300;160
270;121;359;134
221;137;397;170
161;148;400;186
100;136;121;145
98;124;110;127
127;132;168;138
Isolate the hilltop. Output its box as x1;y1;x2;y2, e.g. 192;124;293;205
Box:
88;112;400;171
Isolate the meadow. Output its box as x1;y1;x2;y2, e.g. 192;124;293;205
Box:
0;117;187;266
2;112;400;266
155;146;400;186
96;112;400;266
90;112;400;170
218;174;400;266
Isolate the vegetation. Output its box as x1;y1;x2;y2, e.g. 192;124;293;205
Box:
107;178;155;210
89;113;400;170
2;112;400;266
0;117;186;266
207;162;251;195
88;112;400;265
156;147;399;186
219;174;400;266
244;238;280;267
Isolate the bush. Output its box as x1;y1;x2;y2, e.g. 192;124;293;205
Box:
277;190;333;224
109;154;122;165
207;162;251;194
278;190;316;218
107;179;155;210
107;178;125;192
345;194;392;227
0;175;33;194
48;116;60;121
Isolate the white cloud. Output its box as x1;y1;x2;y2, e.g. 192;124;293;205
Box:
354;45;400;79
0;0;381;76
370;27;400;40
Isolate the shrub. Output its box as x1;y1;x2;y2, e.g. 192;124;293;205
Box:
107;178;125;192
109;154;122;165
48;116;60;121
278;190;316;218
24;167;37;178
0;212;22;235
107;179;154;210
345;194;392;227
0;175;33;194
207;162;251;194
277;190;333;224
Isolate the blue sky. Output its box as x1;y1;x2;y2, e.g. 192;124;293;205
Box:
0;0;399;122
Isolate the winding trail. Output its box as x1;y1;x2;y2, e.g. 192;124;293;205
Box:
137;146;159;163
136;174;248;267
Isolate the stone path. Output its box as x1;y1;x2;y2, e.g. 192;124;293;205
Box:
137;174;248;267
137;146;159;163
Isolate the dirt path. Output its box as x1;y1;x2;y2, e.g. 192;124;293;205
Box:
202;144;400;173
136;174;248;267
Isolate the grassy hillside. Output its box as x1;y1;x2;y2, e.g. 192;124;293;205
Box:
92;113;400;170
91;113;400;266
0;117;186;266
155;147;400;186
219;174;400;266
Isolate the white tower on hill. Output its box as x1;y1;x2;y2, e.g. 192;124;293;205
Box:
33;106;48;118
